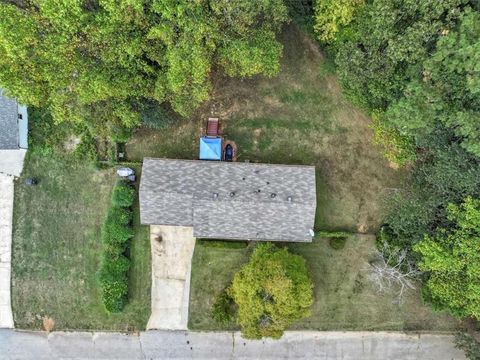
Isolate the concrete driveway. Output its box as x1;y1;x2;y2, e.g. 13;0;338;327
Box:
0;330;466;359
0;174;14;328
147;225;196;330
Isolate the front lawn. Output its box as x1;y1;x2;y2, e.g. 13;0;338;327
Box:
189;236;460;331
11;154;150;330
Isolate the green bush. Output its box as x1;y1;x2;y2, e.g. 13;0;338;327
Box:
111;181;135;207
329;237;347;250
98;179;136;313
98;255;130;282
317;231;351;238
99;279;128;313
198;239;248;249
455;333;480;360
101;209;134;247
212;290;236;325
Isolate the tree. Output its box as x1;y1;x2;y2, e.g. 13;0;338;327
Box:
414;197;480;320
0;0;288;135
334;0;469;110
314;0;364;42
229;243;313;339
386;10;480;157
368;242;420;303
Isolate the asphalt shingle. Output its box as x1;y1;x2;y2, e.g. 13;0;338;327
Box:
0;89;19;149
140;158;316;242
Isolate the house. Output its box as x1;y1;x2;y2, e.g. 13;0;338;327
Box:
139;158;317;242
0;89;28;177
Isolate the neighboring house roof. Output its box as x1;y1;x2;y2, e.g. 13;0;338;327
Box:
0;89;28;149
140;158;317;242
0;89;19;149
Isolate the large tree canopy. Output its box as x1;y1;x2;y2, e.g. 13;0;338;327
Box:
386;10;480;156
414;197;480;320
334;0;469;110
0;0;288;134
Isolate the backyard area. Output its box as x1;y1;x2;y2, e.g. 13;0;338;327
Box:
11;154;151;330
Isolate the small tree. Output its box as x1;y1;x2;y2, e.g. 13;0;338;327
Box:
367;243;420;303
229;243;313;339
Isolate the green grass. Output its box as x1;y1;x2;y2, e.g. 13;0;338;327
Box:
12;154;150;330
188;242;250;330
189;236;460;331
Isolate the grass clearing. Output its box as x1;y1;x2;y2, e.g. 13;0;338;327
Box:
12;154;150;330
189;236;460;331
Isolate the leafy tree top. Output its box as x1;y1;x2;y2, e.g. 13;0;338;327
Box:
0;0;288;130
414;196;480;320
229;243;313;339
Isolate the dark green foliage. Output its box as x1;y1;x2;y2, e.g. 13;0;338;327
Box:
334;0;468;110
197;239;248;249
111;181;135;207
455;333;480;360
212;290;236;325
317;231;351;238
139;100;176;130
329;237;346;250
74;132;98;161
381;128;480;258
98;180;136;312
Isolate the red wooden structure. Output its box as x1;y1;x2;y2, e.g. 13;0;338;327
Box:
206;117;220;137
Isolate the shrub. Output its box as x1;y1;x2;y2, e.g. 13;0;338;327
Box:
98;255;130;282
101;209;134;247
198;239;248;249
317;231;351;238
455;333;480;360
98;179;136;313
212;290;236;325
99;279;128;313
329;237;346;250
111;181;135;207
230;243;313;339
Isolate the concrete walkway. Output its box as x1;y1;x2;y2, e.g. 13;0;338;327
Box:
147;225;196;330
0;330;466;359
0;174;14;328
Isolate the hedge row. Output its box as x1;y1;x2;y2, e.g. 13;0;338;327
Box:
98;180;135;313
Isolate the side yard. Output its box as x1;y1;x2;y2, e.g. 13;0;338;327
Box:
11;154;150;330
189;236;459;332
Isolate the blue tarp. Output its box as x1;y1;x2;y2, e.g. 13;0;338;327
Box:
199;137;222;160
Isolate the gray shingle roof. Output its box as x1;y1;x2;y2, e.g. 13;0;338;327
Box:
140;158;317;242
0;89;19;149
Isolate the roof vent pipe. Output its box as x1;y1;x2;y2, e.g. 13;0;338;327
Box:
230;191;236;197
213;193;219;199
287;196;293;202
